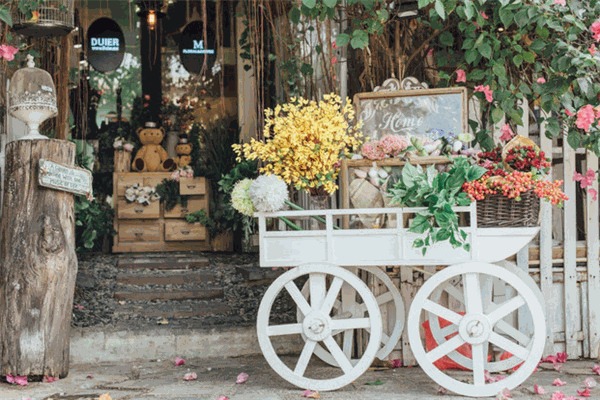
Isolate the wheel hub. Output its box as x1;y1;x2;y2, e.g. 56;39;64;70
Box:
458;314;491;345
302;310;332;341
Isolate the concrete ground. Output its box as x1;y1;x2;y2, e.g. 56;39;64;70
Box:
2;356;599;400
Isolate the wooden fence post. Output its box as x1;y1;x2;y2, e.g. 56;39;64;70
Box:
0;139;78;378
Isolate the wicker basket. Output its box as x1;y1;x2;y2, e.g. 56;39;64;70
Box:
477;191;540;227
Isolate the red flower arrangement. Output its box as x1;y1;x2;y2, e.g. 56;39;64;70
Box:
504;145;551;177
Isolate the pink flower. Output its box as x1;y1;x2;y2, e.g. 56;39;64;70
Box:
0;45;18;61
577;388;592;397
533;384;547;394
565;109;575;117
576;104;596;132
302;389;319;398
554;0;566;5
592;21;600;42
593;364;600;374
217;397;229;400
480;11;489;20
556;352;567;363
589;187;598;201
474;85;494;102
43;375;58;383
573;168;596;189
6;375;28;386
332;57;338;64
553;363;562;371
499;123;514;142
236;372;248;384
427;48;434;57
553;378;567;386
590;44;598;56
361;141;386;160
584;377;597;388
174;357;185;366
123;143;134;152
379;135;410;156
183;372;197;381
551;391;565;400
437;386;446;394
537;77;546;84
390;359;402;368
497;388;513;399
456;69;466;83
332;40;338;50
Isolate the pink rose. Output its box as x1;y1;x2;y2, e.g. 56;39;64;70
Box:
536;77;546;84
332;57;338;64
592;21;600;42
499;123;514;142
474;85;493;103
590;44;598;55
332;40;338;50
554;0;566;5
565;109;574;117
456;69;466;83
479;11;488;20
576;104;596;132
123;143;134;152
0;45;18;61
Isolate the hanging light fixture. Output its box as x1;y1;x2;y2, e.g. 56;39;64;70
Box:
147;10;156;29
137;1;166;29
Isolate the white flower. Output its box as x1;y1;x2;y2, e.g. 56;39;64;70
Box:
106;195;114;207
249;174;289;212
137;194;149;205
231;179;256;217
113;139;123;149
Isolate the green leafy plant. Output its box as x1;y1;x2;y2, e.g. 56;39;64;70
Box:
75;195;116;253
155;178;189;212
388;157;486;254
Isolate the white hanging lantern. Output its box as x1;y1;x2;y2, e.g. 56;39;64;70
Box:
8;55;58;140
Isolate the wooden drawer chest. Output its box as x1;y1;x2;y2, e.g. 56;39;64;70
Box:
112;172;211;253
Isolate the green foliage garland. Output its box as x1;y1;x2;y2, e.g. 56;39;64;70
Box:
155;178;189;212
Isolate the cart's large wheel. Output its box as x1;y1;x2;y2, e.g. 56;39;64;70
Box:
257;263;382;391
407;262;545;398
297;266;404;366
427;261;546;372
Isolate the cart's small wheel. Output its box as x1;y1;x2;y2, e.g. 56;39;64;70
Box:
407;262;545;398
297;266;404;366
257;263;382;391
427;261;546;373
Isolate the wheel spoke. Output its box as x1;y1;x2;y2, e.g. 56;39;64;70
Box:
310;273;327;310
267;323;303;337
323;336;354;373
342;329;354;359
443;282;465;303
489;332;529;360
487;295;526;324
439;324;459;338
463;273;483;314
472;343;486;386
321;277;344;315
376;292;393;306
495;320;531;346
294;339;317;376
285;281;313;316
426;335;464;363
423;299;462;325
332;317;371;331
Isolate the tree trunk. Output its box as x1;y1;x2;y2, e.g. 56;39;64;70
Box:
0;139;78;379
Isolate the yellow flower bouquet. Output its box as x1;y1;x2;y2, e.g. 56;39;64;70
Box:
232;94;363;195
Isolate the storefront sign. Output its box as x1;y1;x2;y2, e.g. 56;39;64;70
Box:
38;159;93;198
179;20;216;75
87;18;125;73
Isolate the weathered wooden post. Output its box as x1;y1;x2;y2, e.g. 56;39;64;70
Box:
0;139;79;378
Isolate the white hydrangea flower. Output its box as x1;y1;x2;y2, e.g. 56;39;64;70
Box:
137;194;149;205
249;174;289;212
231;179;256;217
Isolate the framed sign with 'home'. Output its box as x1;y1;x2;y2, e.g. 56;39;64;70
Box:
38;159;93;198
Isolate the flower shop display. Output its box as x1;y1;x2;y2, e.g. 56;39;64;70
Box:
232;93;363;196
124;183;160;206
131;123;176;172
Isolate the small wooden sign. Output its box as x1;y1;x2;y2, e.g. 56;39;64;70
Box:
38;159;93;198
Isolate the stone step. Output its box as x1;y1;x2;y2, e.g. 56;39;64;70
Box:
116;270;215;286
114;300;232;318
118;253;209;270
114;288;224;301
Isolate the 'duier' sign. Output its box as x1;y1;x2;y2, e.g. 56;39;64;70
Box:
38;159;93;199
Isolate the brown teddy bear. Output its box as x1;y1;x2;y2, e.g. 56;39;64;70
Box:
174;134;193;168
131;123;175;172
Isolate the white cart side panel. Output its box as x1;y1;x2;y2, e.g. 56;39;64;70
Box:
260;235;328;266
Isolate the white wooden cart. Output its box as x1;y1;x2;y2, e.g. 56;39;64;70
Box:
255;203;546;398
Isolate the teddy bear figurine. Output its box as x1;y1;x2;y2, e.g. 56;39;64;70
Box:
131;122;175;172
174;134;193;168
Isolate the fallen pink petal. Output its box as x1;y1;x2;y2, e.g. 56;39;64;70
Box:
553;363;562;371
584;377;597;388
87;375;94;379
542;355;558;363
236;372;248;384
14;375;27;386
577;387;592;397
551;391;565;400
496;387;513;399
556;352;567;363
42;375;58;383
217;397;229;400
390;359;402;368
437;386;447;394
174;357;186;366
594;364;600;374
553;378;567;386
183;372;197;381
533;384;547;394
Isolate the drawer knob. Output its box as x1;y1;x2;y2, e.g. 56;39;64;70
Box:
134;231;143;237
181;229;190;235
187;184;196;189
135;208;144;213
